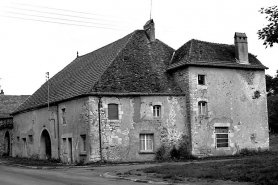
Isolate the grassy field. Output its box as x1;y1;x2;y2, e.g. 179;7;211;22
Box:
143;134;278;185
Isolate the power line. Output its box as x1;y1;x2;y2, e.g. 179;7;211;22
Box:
0;5;133;24
11;2;129;19
0;10;133;28
0;14;128;31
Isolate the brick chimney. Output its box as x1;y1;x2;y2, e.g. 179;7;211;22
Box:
234;32;248;64
144;19;155;42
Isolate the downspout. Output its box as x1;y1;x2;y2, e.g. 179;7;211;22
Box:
98;97;102;162
56;105;60;160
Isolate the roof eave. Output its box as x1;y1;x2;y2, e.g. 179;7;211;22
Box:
167;62;268;72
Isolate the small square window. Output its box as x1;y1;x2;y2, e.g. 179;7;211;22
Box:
28;135;33;142
61;108;66;124
198;75;205;85
108;104;119;120
198;101;207;115
215;127;229;148
80;135;86;153
140;134;154;152
153;105;161;118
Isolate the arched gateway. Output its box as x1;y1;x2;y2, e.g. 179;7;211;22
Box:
40;129;51;159
4;131;10;155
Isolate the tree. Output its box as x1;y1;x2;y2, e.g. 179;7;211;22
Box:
258;5;278;48
266;71;278;133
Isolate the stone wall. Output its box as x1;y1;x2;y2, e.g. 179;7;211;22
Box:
88;95;188;162
173;66;269;156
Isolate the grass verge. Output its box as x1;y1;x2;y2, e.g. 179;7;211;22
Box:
143;151;278;185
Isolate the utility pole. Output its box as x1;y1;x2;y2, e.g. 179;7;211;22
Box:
46;72;50;111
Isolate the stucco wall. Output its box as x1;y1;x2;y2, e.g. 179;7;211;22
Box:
58;97;91;163
173;66;269;156
88;96;188;162
12;106;59;159
0;129;12;155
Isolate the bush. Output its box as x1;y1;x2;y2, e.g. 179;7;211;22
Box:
156;142;194;161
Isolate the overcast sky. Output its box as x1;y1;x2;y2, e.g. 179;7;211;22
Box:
0;0;277;95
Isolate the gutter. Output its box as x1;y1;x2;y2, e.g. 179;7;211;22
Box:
12;92;186;115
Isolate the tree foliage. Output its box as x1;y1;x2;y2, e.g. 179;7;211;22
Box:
258;5;278;48
266;71;278;133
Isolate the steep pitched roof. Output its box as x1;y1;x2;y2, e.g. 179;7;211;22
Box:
168;39;268;71
13;30;182;114
0;95;29;118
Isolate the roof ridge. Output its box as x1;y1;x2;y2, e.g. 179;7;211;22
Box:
191;38;233;47
87;30;138;93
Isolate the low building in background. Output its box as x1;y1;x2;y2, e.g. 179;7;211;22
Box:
0;92;29;156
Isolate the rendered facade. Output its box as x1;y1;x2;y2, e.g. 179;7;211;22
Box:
10;20;269;163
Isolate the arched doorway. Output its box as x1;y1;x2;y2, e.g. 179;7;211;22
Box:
40;130;51;159
4;131;10;156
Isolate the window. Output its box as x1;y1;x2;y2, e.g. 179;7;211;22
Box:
80;135;86;153
140;134;154;152
62;138;67;154
108;103;119;120
198;101;207;115
28;135;33;143
61;108;66;124
153;105;161;118
17;136;20;142
215;127;229;148
198;75;205;85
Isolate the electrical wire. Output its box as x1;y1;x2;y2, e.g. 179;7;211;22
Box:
0;5;132;24
11;2;128;19
0;10;133;28
0;14;128;31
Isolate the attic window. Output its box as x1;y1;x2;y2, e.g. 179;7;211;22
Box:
198;75;206;85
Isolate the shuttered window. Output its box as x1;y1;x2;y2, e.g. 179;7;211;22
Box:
108;104;119;120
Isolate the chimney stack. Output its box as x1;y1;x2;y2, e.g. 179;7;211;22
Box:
234;32;248;64
144;19;155;42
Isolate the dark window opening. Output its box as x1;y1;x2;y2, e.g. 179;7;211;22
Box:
198;75;205;85
108;104;119;120
62;108;66;124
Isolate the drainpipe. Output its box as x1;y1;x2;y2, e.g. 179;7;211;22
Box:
56;105;60;160
98;97;103;162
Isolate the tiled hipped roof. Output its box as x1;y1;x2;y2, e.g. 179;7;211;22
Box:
13;30;182;114
0;95;29;118
168;39;268;70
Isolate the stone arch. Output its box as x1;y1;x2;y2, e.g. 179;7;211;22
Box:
40;129;51;159
3;131;10;156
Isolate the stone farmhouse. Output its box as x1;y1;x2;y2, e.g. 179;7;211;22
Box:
0;91;29;156
10;20;268;163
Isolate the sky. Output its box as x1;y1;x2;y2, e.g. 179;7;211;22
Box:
0;0;277;95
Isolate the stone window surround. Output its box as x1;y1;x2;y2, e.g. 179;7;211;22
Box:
79;134;87;156
213;123;231;150
103;98;123;121
197;74;206;85
152;102;163;120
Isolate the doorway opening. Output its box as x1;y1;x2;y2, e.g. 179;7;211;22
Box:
4;131;10;156
40;129;51;159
